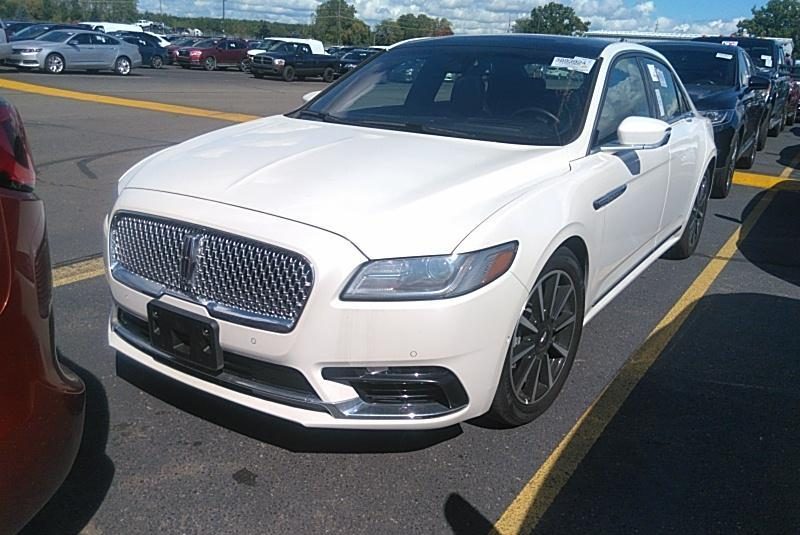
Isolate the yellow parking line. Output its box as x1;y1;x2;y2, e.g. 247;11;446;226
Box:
780;149;800;178
733;172;800;191
53;257;105;288
0;78;258;123
489;188;778;534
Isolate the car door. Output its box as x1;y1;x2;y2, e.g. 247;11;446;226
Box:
64;33;94;66
91;34;117;67
738;50;759;150
576;55;671;298
640;57;704;236
295;44;310;74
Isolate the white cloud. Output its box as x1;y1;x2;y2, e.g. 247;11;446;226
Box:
137;0;744;37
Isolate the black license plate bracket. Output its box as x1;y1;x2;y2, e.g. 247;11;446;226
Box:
147;301;223;372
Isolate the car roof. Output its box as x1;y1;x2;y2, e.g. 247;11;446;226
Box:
393;34;614;57
694;36;777;47
642;40;740;53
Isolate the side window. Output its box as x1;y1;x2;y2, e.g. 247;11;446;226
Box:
642;59;682;122
595;57;651;145
300;45;311;55
72;33;92;45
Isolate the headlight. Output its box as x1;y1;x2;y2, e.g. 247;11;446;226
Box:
274;58;285;66
341;242;518;301
190;50;202;56
19;48;42;53
700;110;735;126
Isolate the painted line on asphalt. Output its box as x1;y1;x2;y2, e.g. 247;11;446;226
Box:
489;188;779;535
780;147;800;178
53;257;105;288
0;78;258;123
734;172;800;190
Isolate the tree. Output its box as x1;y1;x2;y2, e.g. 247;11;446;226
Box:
738;0;800;53
395;13;453;40
312;0;370;45
374;19;403;45
513;2;590;35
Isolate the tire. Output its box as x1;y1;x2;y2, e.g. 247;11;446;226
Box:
712;133;737;199
253;72;264;79
282;65;295;82
664;166;712;260
239;59;249;72
180;64;190;69
787;108;797;126
44;53;65;74
322;66;335;83
114;56;131;76
768;107;782;137
150;55;163;69
757;114;769;150
204;56;216;71
487;247;585;427
737;130;757;170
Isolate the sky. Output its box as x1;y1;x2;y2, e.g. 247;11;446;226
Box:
136;0;767;35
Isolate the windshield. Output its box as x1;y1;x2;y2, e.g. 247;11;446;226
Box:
742;45;775;69
342;51;371;61
193;39;218;48
266;42;292;52
658;48;737;86
295;45;598;146
38;30;76;43
12;24;52;40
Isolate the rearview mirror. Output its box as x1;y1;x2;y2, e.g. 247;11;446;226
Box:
749;75;771;91
302;91;321;103
601;116;671;151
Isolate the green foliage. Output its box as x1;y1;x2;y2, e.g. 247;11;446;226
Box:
311;0;370;45
738;0;800;51
0;0;137;23
513;2;590;35
374;13;453;45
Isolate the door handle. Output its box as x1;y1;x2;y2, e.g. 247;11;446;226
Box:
593;184;628;210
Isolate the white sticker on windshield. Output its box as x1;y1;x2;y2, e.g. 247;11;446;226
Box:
716;52;734;60
656;68;668;88
722;40;738;46
654;88;666;117
762;55;773;67
550;56;596;73
647;63;659;82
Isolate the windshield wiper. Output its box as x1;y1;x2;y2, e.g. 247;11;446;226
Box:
293;109;347;124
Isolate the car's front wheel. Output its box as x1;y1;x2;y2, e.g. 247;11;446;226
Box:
322;67;335;83
664;166;712;260
204;56;216;71
712;132;737;199
487;247;585;427
114;56;131;76
150;55;163;69
282;65;296;82
44;53;65;74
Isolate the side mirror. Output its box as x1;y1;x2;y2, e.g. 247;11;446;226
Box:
749;75;771;91
601;116;671;151
302;91;321;103
68;40;79;46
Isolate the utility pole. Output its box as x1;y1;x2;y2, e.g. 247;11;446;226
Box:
222;0;226;35
337;0;342;45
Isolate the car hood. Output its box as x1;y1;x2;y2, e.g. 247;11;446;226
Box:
120;115;570;258
684;85;737;111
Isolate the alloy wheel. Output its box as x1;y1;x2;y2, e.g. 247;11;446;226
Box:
509;269;578;405
116;57;131;75
687;169;711;249
47;54;64;74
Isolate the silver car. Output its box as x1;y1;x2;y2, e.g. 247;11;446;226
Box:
6;29;142;75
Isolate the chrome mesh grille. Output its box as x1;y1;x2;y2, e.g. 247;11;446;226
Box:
110;214;313;330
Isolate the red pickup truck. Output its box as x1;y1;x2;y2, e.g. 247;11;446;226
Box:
176;37;248;71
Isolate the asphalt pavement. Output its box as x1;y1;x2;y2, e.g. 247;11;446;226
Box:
0;64;797;535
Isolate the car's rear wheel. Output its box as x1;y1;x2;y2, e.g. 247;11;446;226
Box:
151;55;163;69
664;166;712;260
239;59;249;72
487;248;585;427
282;65;296;82
114;56;131;76
322;67;335;83
712;133;737;198
204;56;216;71
44;53;65;74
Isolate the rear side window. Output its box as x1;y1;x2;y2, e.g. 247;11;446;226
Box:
72;33;92;45
642;59;682;122
595;57;651;145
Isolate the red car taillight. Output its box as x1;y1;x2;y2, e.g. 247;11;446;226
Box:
0;99;36;192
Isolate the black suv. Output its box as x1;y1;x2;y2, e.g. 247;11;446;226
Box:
694;36;791;141
647;41;770;198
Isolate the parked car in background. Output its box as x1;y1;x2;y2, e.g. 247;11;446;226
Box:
106;35;715;431
176;37;248;71
7;30;142;75
0;19;9;62
786;72;800;124
247;37;327;60
645;41;769;198
694;36;791;141
327;45;358;58
0;96;86;535
167;36;201;64
4;21;37;39
250;41;338;81
82;21;142;34
336;48;379;76
9;23;90;41
120;34;168;68
790;64;800;121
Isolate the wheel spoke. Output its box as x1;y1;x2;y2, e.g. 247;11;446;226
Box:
537;283;546;322
551;341;569;359
519;315;538;334
554;313;576;332
511;343;536;365
549;272;561;320
553;286;574;323
514;355;538;396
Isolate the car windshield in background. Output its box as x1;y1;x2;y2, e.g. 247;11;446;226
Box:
742;45;775;69
193;39;217;48
342;51;371;61
12;25;51;40
38;30;76;43
296;45;598;146
657;48;737;86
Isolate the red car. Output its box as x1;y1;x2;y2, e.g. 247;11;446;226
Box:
176;37;249;71
0;97;85;534
166;36;202;64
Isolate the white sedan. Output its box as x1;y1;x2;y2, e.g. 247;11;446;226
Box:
105;35;715;429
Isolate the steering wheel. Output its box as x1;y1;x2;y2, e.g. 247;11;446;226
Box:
510;106;561;124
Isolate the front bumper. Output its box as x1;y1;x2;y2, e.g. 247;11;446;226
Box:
250;63;283;76
176;56;203;66
5;52;42;68
106;190;526;429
